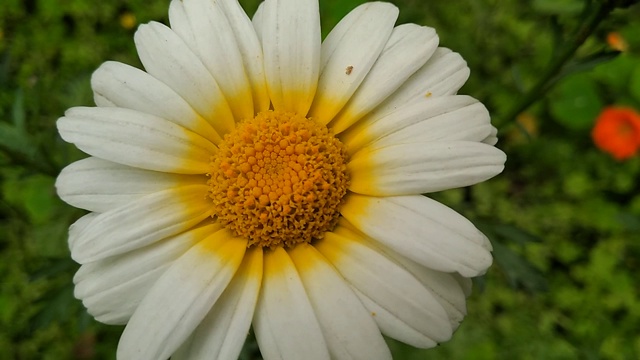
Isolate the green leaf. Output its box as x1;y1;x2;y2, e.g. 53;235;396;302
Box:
549;74;603;130
0;123;37;158
493;224;543;246
12;88;26;130
592;53;638;92
492;242;548;292
2;174;62;224
30;258;77;281
0;294;18;326
559;50;621;81
30;284;77;329
0;89;38;159
532;0;584;14
630;63;640;102
616;212;640;231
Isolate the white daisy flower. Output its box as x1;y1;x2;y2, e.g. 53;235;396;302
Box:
56;0;506;359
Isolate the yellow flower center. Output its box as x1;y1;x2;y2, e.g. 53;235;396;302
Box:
208;110;349;249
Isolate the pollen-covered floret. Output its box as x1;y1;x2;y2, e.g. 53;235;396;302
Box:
208;110;349;248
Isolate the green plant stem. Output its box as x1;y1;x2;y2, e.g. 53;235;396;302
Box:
499;1;617;126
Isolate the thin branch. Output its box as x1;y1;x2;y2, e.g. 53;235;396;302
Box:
499;1;617;126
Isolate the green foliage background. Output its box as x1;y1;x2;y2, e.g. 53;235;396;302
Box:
1;0;639;359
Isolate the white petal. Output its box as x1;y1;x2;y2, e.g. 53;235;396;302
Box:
56;157;205;212
94;92;115;107
368;48;470;119
368;102;492;148
454;273;473;297
69;184;213;263
328;24;438;134
117;230;247;360
381;247;469;330
164;0;192;42
169;0;255;120
253;247;330;360
91;61;221;143
57;107;216;174
348;141;506;196
289;243;391;360
340;194;493;277
341;95;490;154
353;288;437;348
134;22;235;136
218;0;270;113
252;1;265;42
67;213;99;250
308;2;398;125
74;223;221;325
483;125;499;145
261;0;321;114
315;231;452;347
173;247;262;360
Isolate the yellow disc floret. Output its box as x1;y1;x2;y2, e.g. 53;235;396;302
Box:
209;110;349;249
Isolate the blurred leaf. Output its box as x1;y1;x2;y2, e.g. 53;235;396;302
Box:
32;221;72;257
319;0;360;37
30;258;77;282
592;53;637;92
562;171;593;198
0;294;18;325
549;74;603;130
559;50;621;80
239;331;261;360
57;74;94;108
493;224;543;246
30;283;77;330
532;0;584;14
12;88;26;130
610;0;640;8
2;174;61;224
616;212;640;231
0;123;38;159
0;53;10;86
0;88;40;161
630;64;640;103
492;242;548;292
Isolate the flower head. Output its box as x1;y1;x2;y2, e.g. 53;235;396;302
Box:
56;0;506;359
592;106;640;160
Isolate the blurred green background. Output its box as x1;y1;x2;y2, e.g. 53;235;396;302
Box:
1;0;640;359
